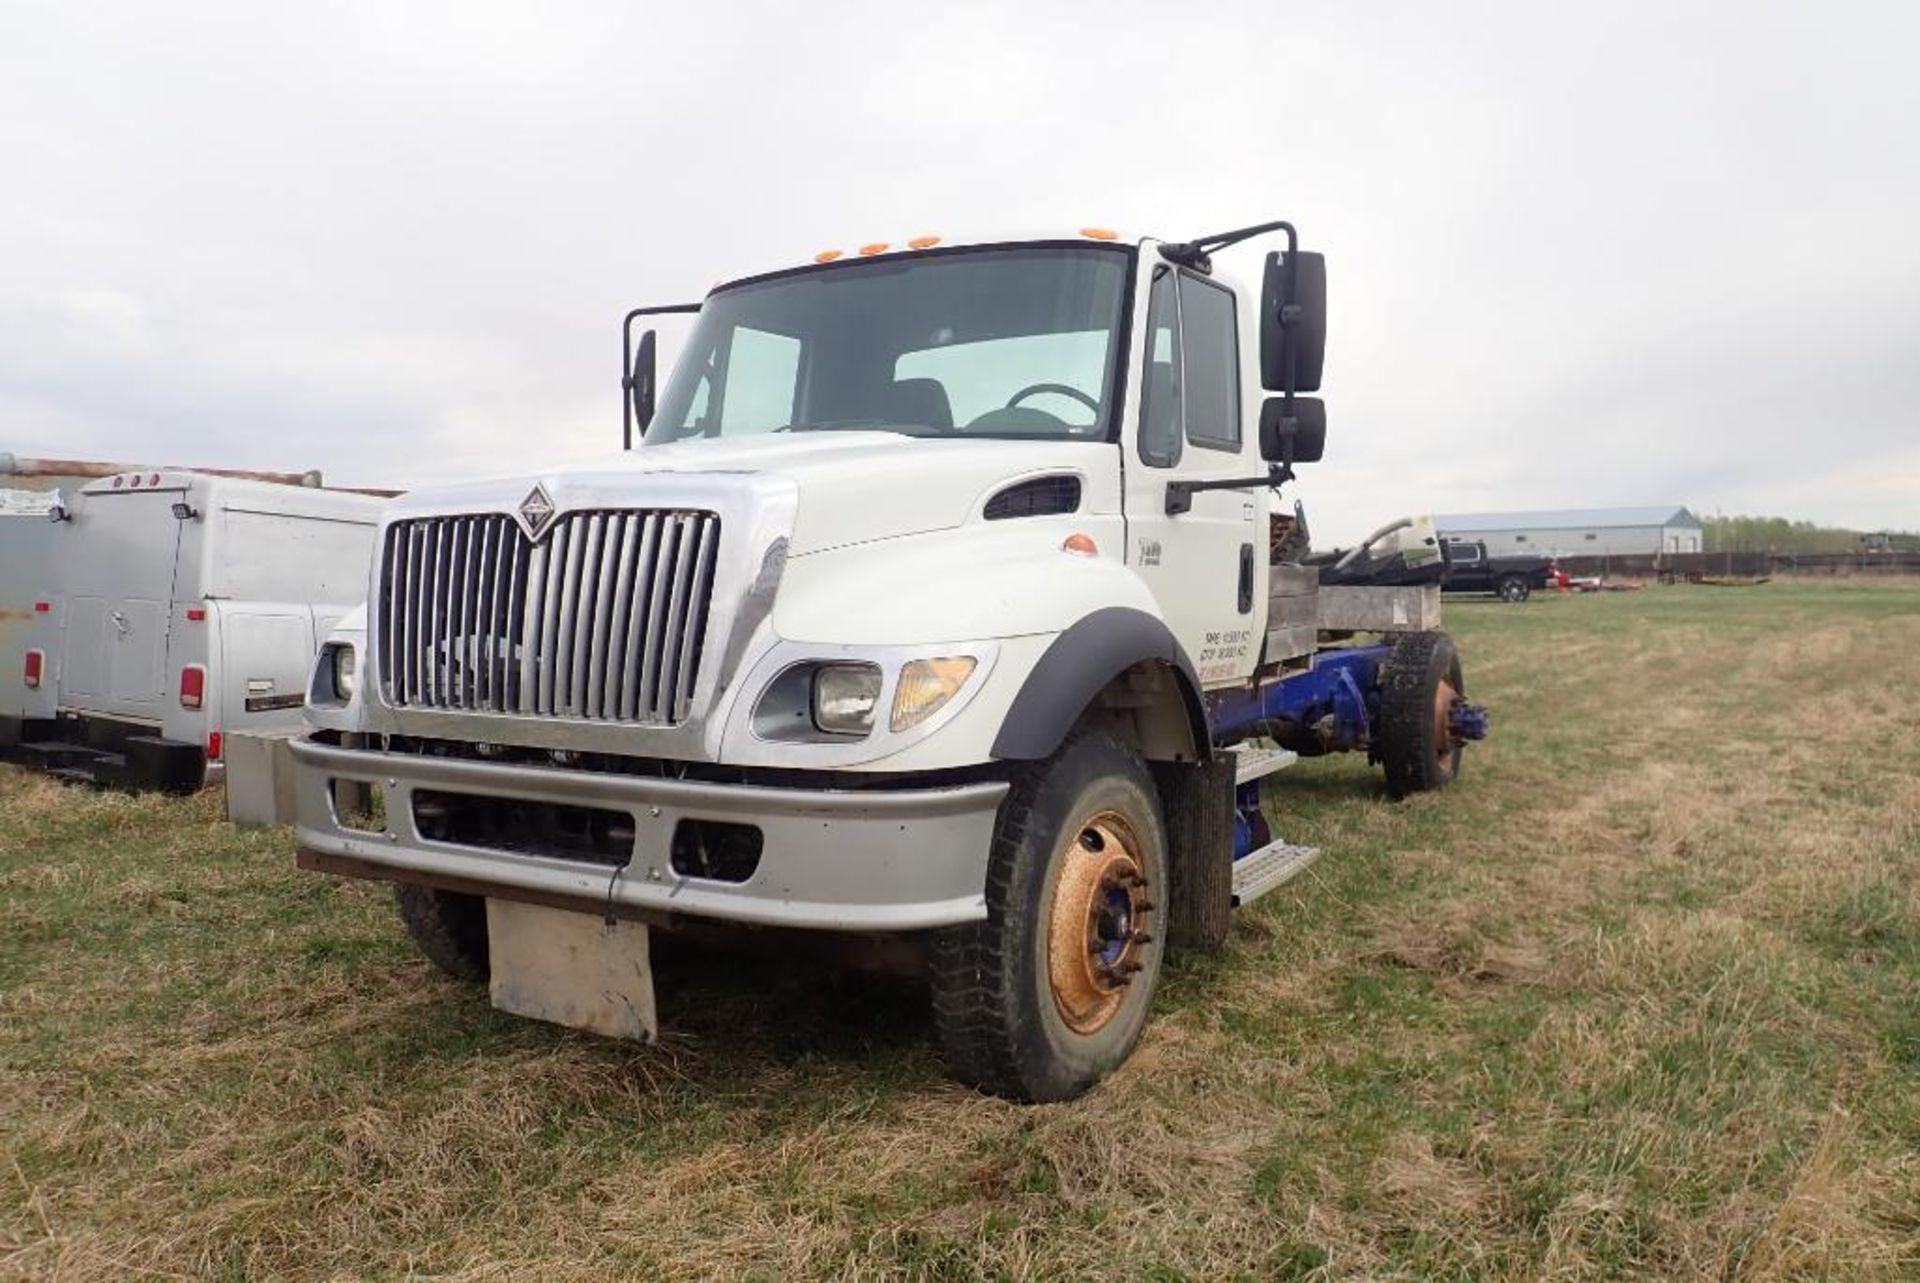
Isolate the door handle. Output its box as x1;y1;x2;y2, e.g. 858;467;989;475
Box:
1238;543;1255;614
111;611;129;635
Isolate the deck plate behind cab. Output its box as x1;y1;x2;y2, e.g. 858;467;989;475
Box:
486;900;657;1042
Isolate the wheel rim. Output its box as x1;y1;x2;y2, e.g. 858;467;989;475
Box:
1432;677;1461;776
1046;810;1153;1035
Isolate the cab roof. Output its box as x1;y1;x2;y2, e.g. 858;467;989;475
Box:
713;228;1149;296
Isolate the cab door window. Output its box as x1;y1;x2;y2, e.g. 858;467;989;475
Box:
1178;273;1240;451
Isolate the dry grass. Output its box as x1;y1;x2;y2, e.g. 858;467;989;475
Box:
3;580;1918;1280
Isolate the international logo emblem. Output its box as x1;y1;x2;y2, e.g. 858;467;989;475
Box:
515;483;557;542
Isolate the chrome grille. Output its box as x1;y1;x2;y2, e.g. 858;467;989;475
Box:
378;509;721;724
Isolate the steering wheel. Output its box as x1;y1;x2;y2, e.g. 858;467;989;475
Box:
1006;383;1101;416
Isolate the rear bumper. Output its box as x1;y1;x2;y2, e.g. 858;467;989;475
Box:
2;713;209;792
289;738;1007;932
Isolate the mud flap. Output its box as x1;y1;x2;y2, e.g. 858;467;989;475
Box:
485;900;657;1042
1151;756;1236;953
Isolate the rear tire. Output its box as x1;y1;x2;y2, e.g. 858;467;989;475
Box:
1497;574;1531;603
395;884;490;981
930;732;1169;1102
1378;631;1467;799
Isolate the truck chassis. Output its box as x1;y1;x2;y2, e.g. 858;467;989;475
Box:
291;219;1493;1102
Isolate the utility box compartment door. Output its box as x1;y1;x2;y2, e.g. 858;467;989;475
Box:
219;608;317;730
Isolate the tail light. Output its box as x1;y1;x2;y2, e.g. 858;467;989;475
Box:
179;664;206;709
206;731;222;762
23;650;43;689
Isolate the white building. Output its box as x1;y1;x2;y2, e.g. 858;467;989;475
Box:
1434;506;1704;558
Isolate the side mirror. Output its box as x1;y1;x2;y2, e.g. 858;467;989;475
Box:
1260;250;1326;394
1259;397;1326;465
626;329;658;444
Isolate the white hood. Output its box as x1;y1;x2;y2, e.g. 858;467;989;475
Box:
419;433;1118;556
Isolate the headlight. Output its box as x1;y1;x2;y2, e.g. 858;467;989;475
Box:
331;644;358;700
891;656;977;732
811;663;882;736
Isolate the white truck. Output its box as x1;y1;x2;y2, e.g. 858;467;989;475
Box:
6;471;383;791
292;221;1487;1101
0;489;64;750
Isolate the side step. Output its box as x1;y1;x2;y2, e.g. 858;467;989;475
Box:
17;740;102;770
42;752;127;786
1231;839;1321;907
17;741;130;787
1225;743;1299;785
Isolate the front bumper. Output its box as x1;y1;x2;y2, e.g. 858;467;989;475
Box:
289;738;1006;931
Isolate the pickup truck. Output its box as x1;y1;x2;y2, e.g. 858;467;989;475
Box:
1439;538;1559;602
293;220;1488;1101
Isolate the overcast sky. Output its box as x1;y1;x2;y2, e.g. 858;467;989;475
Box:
3;0;1916;543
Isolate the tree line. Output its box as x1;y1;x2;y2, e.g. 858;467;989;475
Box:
1702;515;1919;554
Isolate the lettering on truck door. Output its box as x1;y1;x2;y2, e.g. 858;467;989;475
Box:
1121;264;1263;685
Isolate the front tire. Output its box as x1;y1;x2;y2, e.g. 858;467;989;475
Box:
930;733;1169;1102
395;884;490;981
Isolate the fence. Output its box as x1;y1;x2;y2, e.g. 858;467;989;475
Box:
1553;551;1920;580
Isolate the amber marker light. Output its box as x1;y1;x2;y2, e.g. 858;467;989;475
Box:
907;235;941;249
1079;227;1119;240
891;656;978;732
858;242;891;256
814;249;843;263
1061;532;1099;557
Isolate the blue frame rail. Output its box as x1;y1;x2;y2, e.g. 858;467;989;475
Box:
1209;644;1393;754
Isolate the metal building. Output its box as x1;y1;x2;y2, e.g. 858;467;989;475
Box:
1433;506;1704;558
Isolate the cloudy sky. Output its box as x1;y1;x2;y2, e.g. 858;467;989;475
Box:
3;0;1915;542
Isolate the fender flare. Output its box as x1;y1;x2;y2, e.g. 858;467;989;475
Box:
990;607;1212;762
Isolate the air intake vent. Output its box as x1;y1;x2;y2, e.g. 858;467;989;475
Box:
984;475;1082;521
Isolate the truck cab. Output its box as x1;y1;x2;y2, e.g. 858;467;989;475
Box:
295;222;1479;1101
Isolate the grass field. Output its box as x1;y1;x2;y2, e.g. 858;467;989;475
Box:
3;580;1917;1281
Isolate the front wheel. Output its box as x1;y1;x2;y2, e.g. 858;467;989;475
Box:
930;732;1169;1102
395;884;490;981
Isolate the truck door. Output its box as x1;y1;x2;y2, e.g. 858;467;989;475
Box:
1122;264;1264;686
55;489;183;720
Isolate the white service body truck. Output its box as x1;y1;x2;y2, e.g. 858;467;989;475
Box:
0;489;64;747
7;472;383;791
293;223;1485;1100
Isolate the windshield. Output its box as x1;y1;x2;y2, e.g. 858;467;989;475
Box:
645;246;1130;444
